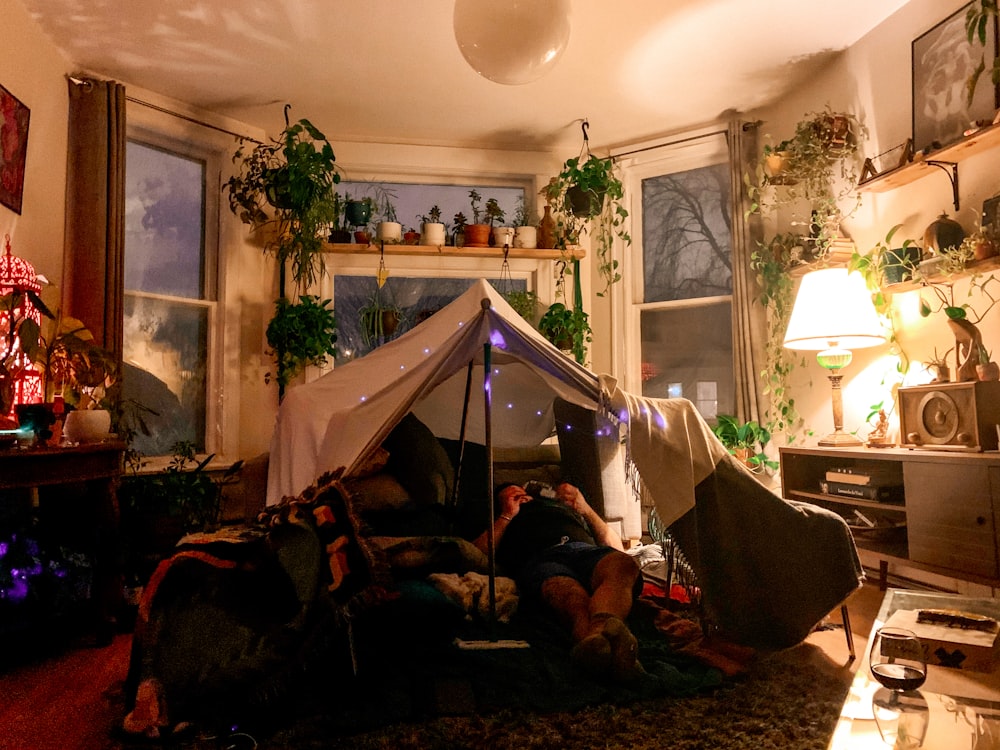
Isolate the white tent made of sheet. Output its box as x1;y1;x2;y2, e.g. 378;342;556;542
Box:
269;279;602;503
267;279;864;649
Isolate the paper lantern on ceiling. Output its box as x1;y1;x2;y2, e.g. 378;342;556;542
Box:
453;0;571;85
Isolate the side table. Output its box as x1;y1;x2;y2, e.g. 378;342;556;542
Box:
0;441;126;645
828;588;1000;749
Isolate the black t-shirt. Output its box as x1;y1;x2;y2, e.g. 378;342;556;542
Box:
496;499;595;574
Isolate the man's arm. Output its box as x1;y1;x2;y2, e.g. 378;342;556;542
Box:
556;483;623;551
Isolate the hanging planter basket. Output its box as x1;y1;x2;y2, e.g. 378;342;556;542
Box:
566;185;606;218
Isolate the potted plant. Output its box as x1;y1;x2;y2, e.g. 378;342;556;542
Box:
464;190;491;247
751;108;865;256
864;224;920;286
546;153;630;295
224;107;341;291
538;301;591;364
711;414;779;473
977;345;1000;381
452;211;468;247
502;289;539;322
264;294;338;399
359;285;403;349
345;196;373;230
420;205;446;246
512;196;537;249
327;191;352;243
485;197;511;247
374;192;401;244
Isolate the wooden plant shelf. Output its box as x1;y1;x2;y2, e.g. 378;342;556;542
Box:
883;253;1000;294
856;121;1000;202
321;242;585;261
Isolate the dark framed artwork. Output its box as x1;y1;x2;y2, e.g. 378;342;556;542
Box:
912;2;999;153
983;193;1000;236
0;83;30;214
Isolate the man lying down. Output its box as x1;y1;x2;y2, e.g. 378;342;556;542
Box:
472;480;644;683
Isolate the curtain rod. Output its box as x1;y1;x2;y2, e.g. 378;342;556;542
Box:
611;127;730;160
67;75;262;144
125;96;262;144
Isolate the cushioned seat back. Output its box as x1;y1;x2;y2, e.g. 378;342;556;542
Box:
553;398;640;541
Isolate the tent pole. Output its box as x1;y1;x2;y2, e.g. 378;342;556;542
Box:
484;341;497;635
449;362;475;510
453;304;528;652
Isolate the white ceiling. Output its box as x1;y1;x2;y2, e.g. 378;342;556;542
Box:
23;0;911;152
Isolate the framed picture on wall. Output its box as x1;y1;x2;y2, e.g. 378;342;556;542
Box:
983;193;1000;237
0;83;30;214
912;2;999;154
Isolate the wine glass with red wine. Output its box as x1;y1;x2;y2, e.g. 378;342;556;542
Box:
869;626;929;747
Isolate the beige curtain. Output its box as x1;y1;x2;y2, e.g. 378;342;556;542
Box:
727;119;767;424
63;77;126;358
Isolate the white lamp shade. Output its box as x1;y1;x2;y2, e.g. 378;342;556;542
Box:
453;0;571;85
783;268;885;351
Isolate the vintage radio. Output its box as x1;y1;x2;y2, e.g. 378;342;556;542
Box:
899;381;1000;451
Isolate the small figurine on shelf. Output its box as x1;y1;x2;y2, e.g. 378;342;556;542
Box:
866;409;892;448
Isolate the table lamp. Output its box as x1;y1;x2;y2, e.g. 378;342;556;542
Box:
783;268;886;447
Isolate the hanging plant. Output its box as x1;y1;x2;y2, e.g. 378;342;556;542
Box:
545;120;631;296
748;107;866;257
265;295;338;396
224;104;342;290
750;233;806;438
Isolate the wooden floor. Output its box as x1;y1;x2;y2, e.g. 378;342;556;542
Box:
0;581;886;750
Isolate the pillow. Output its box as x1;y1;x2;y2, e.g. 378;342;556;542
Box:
369;536;489;577
353;446;390;478
382;413;455;506
345;473;412;514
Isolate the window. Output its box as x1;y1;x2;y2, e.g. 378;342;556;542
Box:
123;139;218;456
623;131;734;421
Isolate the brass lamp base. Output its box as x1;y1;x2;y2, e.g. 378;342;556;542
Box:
818;429;863;447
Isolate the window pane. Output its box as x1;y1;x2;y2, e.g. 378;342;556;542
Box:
337;181;524;230
641;164;731;302
122;295;208;454
639;301;734;419
125;142;206;299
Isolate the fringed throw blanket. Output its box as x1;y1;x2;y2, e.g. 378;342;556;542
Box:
601;377;865;650
123;471;392;739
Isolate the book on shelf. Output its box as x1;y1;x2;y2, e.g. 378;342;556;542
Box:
824;467;897;486
822;480;903;503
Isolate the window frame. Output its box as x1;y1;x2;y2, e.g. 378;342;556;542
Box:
124;116;233;460
612;126;733;401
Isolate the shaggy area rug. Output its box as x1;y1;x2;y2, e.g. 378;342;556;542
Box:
250;601;853;750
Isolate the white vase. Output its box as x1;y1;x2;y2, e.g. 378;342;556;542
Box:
421;222;446;246
514;225;537;249
376;221;402;243
63;409;112;443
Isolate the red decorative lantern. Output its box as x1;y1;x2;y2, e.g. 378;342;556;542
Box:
0;234;43;418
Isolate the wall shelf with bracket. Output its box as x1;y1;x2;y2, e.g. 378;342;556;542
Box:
856;122;1000;211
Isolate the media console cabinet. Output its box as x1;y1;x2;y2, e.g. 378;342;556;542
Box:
780;445;1000;588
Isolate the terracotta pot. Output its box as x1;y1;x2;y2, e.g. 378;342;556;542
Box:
977;361;1000;381
464;223;491;247
403;231;421;245
354;230;372;245
974;238;998;261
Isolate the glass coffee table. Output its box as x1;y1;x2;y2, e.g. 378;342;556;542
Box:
828;588;1000;749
